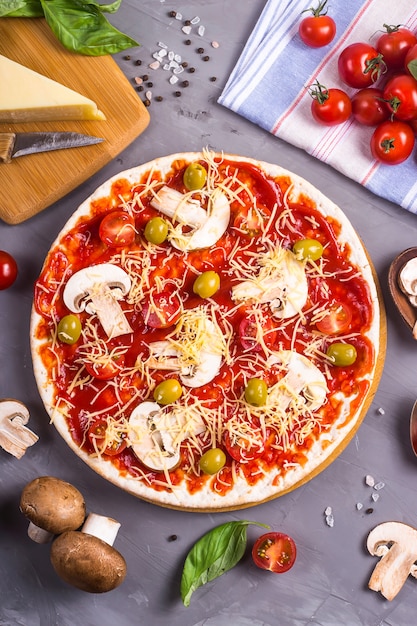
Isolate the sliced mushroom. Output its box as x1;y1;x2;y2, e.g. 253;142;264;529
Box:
63;263;132;339
367;521;417;601
0;399;38;459
129;401;205;472
20;476;86;543
232;248;308;319
267;351;327;412
150;185;207;227
50;513;126;593
399;258;417;303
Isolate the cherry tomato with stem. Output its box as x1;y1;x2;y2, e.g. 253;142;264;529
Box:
351;87;390;126
370;119;415;164
87;418;128;456
383;74;417;121
315;302;352;335
338;43;386;89
308;81;352;126
0;250;18;290
376;24;417;70
99;210;136;248
252;532;297;573
298;0;336;48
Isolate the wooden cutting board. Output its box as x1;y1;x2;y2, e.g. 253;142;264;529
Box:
0;18;150;224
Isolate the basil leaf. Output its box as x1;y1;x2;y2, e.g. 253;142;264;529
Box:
39;0;138;56
408;60;417;81
94;0;122;14
180;520;269;607
0;0;42;16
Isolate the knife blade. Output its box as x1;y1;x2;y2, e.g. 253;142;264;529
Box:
0;132;104;163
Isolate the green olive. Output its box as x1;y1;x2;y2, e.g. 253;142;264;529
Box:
193;271;220;298
199;448;227;475
144;217;169;245
153;379;183;405
244;378;268;406
183;163;207;191
57;314;82;345
326;342;357;366
293;238;324;261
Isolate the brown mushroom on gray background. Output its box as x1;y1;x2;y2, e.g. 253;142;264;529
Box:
50;512;126;593
20;476;86;543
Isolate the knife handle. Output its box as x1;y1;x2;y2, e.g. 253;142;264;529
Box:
0;133;16;164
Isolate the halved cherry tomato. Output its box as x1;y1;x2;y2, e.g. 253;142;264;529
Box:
99;210;136;248
252;532;297;573
309;81;351;126
351;88;390;126
87;418;128;456
383;74;417;121
315;302;352;335
85;354;125;380
233;205;271;237
0;250;18;290
370;120;415;164
298;0;336;48
224;427;265;462
338;43;385;89
142;290;182;328
238;312;277;352
376;25;417;70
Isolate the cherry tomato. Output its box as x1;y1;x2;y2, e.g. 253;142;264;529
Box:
233;206;271;237
293;238;323;261
405;43;417;78
298;0;336;48
370;120;415;164
309;81;351;126
193;271;220;298
351;87;390;126
85;354;125;380
383;74;417;121
57;314;82;344
338;43;385;89
0;250;18;290
315;302;352;335
144;217;169;244
252;532;297;573
142;291;182;328
326;342;357;366
87;418;127;456
153;378;183;404
199;448;226;475
244;378;268;406
183;163;207;191
238;312;277;352
224;427;265;462
99;210;136;248
376;25;417;70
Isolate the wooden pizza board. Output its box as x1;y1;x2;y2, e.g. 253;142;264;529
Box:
0;18;150;225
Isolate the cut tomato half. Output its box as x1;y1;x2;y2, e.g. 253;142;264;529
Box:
252;532;297;573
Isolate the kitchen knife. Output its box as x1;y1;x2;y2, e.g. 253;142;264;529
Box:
0;132;104;163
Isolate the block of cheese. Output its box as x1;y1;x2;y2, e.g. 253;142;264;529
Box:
0;55;106;122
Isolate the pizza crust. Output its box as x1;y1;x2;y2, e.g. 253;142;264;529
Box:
30;152;385;511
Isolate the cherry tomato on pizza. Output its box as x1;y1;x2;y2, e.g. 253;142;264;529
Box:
224;427;265;462
0;250;18;290
87;418;128;456
142;290;182;328
308;81;351;126
238;311;277;352
233;205;271;237
376;24;417;70
252;532;297;573
370;119;415;164
383;74;417;121
85;354;125;380
338;43;386;89
315;302;352;335
298;0;336;48
99;210;136;248
351;88;390;126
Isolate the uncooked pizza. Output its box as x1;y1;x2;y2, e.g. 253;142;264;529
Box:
31;151;385;511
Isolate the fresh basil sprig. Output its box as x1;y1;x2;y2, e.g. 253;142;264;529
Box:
0;0;138;55
180;520;269;607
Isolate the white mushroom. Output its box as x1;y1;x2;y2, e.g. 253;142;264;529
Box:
367;521;417;601
129;401;205;471
267;351;328;412
63;263;132;339
151;186;230;251
231;248;308;319
0;399;38;459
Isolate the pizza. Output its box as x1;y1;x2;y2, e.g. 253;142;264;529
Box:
30;150;385;511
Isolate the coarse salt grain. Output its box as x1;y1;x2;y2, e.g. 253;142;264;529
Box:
158;42;168;49
169;75;179;84
356;502;363;510
191;16;200;24
325;514;334;528
175;12;182;20
211;41;220;48
173;66;184;74
182;25;192;35
198;25;205;36
374;481;385;491
371;493;379;502
324;506;332;516
134;76;143;85
149;61;160;70
377;407;385;415
365;475;375;487
145;90;152;100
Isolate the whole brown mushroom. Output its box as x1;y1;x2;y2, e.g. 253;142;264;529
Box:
20;476;86;543
50;513;126;593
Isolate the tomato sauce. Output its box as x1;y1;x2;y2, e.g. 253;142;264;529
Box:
33;157;377;498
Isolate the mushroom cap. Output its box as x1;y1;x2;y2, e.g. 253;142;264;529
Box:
50;531;127;593
20;476;86;534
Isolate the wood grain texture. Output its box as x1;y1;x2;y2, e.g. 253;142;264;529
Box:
0;18;150;224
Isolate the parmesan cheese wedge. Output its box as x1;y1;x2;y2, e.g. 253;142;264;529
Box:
0;55;105;122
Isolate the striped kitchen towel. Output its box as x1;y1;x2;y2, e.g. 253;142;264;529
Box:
218;0;417;213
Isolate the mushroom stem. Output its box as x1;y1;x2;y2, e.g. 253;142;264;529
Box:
81;513;121;547
27;522;54;544
0;399;38;459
